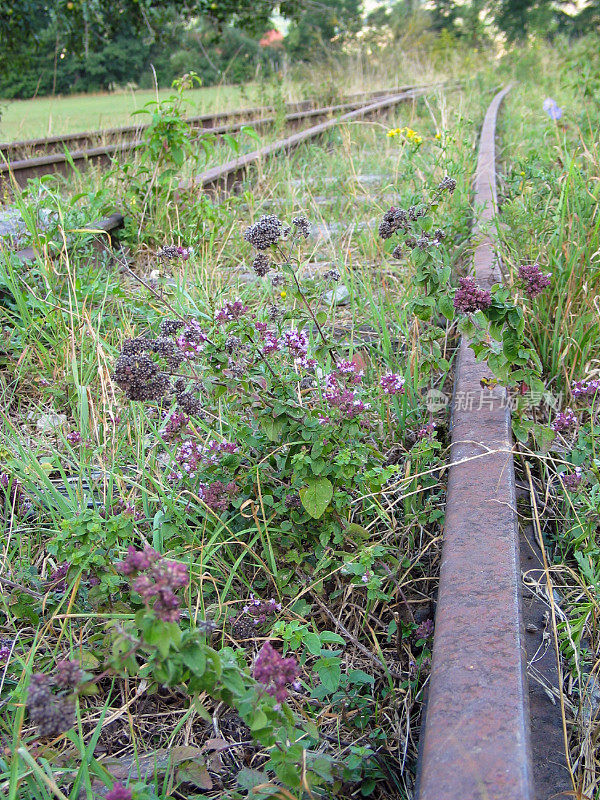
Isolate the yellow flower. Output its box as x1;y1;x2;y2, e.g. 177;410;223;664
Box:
280;290;287;299
520;171;525;176
435;132;442;140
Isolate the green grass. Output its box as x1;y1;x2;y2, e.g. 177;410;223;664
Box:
0;82;288;142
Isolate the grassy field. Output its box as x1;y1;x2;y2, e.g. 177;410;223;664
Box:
0;82;287;142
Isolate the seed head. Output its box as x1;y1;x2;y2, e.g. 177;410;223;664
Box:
252;253;271;277
243;215;283;250
518;263;551;298
292;216;311;238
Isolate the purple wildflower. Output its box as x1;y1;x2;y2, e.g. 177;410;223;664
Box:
216;300;248;324
560;467;583;491
323;374;371;419
158;244;190;261
380;372;405;396
199;480;238;513
66;431;82;445
47;563;69;594
160;412;189;441
106;784;133;800
243;215;283;250
415;619;434;640
417;422;436;439
572;379;600;400
0;472;9;489
453;277;492;313
54;659;83;689
0;640;12;664
518;263;551;298
253;641;300;705
241;596;282;626
117;546;188;622
172;438;237;481
543;98;563;121
280;329;308;358
26;673;74;737
176;321;207;360
552;407;577;432
261;330;280;355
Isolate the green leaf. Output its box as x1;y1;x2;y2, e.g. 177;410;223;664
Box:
314;656;341;693
261;414;285;442
304;633;323;655
181;644;206;676
437;293;455;320
345;523;371;539
299;476;333;519
249;709;268;731
502;328;521;360
237;768;269;791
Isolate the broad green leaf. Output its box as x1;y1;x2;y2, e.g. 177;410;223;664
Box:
300;476;333;519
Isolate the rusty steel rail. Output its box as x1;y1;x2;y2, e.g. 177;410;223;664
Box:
0;90;428;189
11;86;431;263
0;85;417;161
416;85;536;800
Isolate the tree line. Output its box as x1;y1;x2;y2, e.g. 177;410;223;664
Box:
0;0;598;99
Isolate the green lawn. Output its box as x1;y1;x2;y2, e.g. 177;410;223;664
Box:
0;82;293;142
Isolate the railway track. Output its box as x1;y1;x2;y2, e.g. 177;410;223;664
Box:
11;86;430;261
0;85;410;160
0;85;429;188
4;83;571;798
416;87;569;800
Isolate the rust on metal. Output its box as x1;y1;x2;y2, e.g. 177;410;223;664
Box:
416;86;535;800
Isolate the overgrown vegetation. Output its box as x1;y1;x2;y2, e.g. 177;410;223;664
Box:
1;30;600;800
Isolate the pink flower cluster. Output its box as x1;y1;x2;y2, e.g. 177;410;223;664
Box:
280;329;308;358
216;300;248;323
106;784;133;800
323;363;370;419
572;379;600;399
160;412;189;441
453;276;492;313
518;263;551;298
242;596;282;624
417;422;436;439
380;372;405;395
117;546;188;622
199;480;238;512
256;326;315;366
173;439;237;480
552;407;577;432
253;641;300;706
176;321;207;360
560;467;583;491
